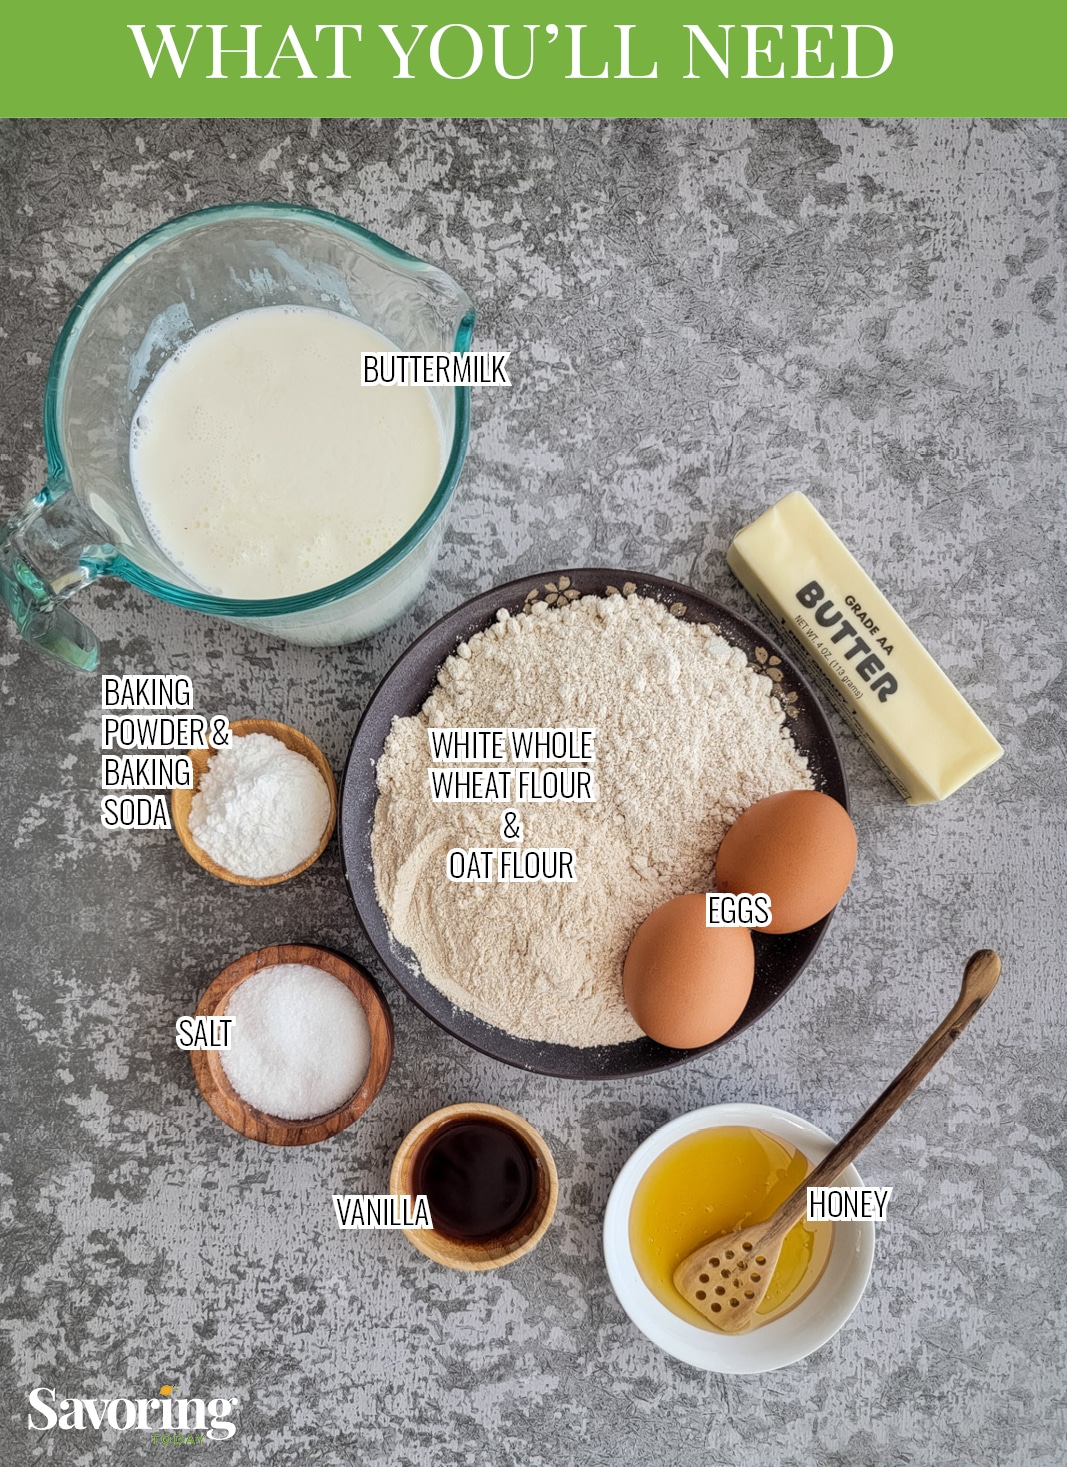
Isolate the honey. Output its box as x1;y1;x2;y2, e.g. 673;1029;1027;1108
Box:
628;1126;833;1331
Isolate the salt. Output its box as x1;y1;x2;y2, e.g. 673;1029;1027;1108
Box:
188;732;331;878
220;964;371;1120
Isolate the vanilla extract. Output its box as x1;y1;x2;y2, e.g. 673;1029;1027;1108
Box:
412;1117;538;1243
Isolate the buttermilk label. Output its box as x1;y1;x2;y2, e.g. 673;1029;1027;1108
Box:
362;351;511;387
431;726;593;884
794;581;899;704
99;676;230;830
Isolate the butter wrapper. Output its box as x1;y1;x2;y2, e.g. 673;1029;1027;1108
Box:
727;492;1002;804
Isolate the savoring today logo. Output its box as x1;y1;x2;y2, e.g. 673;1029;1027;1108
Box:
27;1383;239;1442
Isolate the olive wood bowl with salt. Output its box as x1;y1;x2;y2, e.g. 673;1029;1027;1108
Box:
390;1102;558;1271
172;718;337;886
191;944;393;1146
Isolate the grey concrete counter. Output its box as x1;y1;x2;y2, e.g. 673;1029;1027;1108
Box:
1;119;1064;1464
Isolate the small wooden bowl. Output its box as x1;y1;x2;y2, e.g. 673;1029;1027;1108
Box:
191;944;393;1146
172;718;338;886
389;1102;558;1271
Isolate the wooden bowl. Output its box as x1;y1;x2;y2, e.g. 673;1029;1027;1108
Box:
191;944;393;1146
172;718;337;886
389;1102;558;1271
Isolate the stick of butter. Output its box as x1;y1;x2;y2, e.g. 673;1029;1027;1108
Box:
727;491;1003;805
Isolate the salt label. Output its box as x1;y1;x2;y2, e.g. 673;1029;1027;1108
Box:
175;1016;233;1051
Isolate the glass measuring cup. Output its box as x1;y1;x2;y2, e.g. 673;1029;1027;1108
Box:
0;203;475;671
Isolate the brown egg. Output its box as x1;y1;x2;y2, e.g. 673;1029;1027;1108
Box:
715;790;857;934
623;894;754;1049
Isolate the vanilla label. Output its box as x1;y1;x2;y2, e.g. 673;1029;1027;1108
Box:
333;1194;433;1229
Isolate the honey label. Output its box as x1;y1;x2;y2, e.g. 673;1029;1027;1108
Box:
807;1186;892;1221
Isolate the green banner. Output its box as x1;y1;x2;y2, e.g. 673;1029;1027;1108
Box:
6;1;1064;117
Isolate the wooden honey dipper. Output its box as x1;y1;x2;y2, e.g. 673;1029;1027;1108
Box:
674;949;1001;1333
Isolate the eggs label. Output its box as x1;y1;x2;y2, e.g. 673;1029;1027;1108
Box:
705;893;772;927
446;847;576;882
807;1186;892;1221
175;1015;233;1051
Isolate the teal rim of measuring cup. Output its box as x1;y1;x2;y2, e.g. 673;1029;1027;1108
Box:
43;201;475;618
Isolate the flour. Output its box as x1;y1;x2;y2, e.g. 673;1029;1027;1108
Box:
372;593;813;1047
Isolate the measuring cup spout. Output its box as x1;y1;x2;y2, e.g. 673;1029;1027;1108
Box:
0;473;115;671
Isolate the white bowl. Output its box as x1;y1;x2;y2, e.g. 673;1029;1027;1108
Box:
603;1102;875;1373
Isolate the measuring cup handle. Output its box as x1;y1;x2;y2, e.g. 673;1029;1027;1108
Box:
0;473;114;672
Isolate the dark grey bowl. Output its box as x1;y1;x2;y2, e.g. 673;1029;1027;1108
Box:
340;569;847;1080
